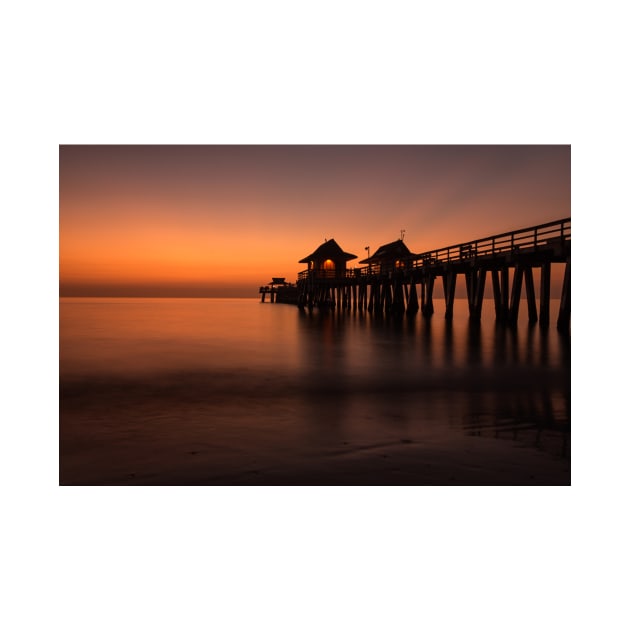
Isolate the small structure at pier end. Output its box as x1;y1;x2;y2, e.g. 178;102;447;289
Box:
259;277;298;303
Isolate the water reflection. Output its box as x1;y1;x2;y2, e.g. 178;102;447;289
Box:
420;315;433;368
296;303;570;459
297;309;350;438
466;320;482;366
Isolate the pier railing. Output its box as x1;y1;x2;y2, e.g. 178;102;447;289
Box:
297;269;365;281
411;217;570;267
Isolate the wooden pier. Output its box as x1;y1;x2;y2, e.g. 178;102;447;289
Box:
291;218;570;330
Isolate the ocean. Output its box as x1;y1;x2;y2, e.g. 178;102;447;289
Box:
59;297;570;485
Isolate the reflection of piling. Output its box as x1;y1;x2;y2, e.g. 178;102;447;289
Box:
539;262;551;328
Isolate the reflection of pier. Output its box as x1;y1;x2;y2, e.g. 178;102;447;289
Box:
294;218;570;330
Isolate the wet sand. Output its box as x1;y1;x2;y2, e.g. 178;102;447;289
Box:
60;384;570;486
60;432;570;485
143;439;569;486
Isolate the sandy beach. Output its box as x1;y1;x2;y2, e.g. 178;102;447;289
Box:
60;385;569;486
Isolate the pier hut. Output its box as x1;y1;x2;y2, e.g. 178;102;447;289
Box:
359;238;418;274
359;238;420;316
298;238;358;279
297;239;358;309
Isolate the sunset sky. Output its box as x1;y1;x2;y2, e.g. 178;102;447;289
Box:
59;145;570;297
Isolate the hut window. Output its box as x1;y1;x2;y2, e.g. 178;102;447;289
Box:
323;259;335;270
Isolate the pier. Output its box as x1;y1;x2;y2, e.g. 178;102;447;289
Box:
265;217;570;330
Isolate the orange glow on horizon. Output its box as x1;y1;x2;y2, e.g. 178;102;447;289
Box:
60;145;570;296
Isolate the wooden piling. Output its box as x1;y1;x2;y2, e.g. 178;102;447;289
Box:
368;282;376;313
501;268;510;321
443;271;457;320
491;270;502;320
524;266;537;323
383;280;392;313
465;270;475;317
557;258;571;331
407;282;419;314
472;269;486;320
422;275;435;317
392;277;405;315
509;266;523;324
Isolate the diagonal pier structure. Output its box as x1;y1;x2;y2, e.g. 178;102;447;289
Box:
293;218;570;330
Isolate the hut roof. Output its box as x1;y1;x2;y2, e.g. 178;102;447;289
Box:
359;239;416;264
299;239;358;263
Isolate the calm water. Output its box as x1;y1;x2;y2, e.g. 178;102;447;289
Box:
59;297;570;485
